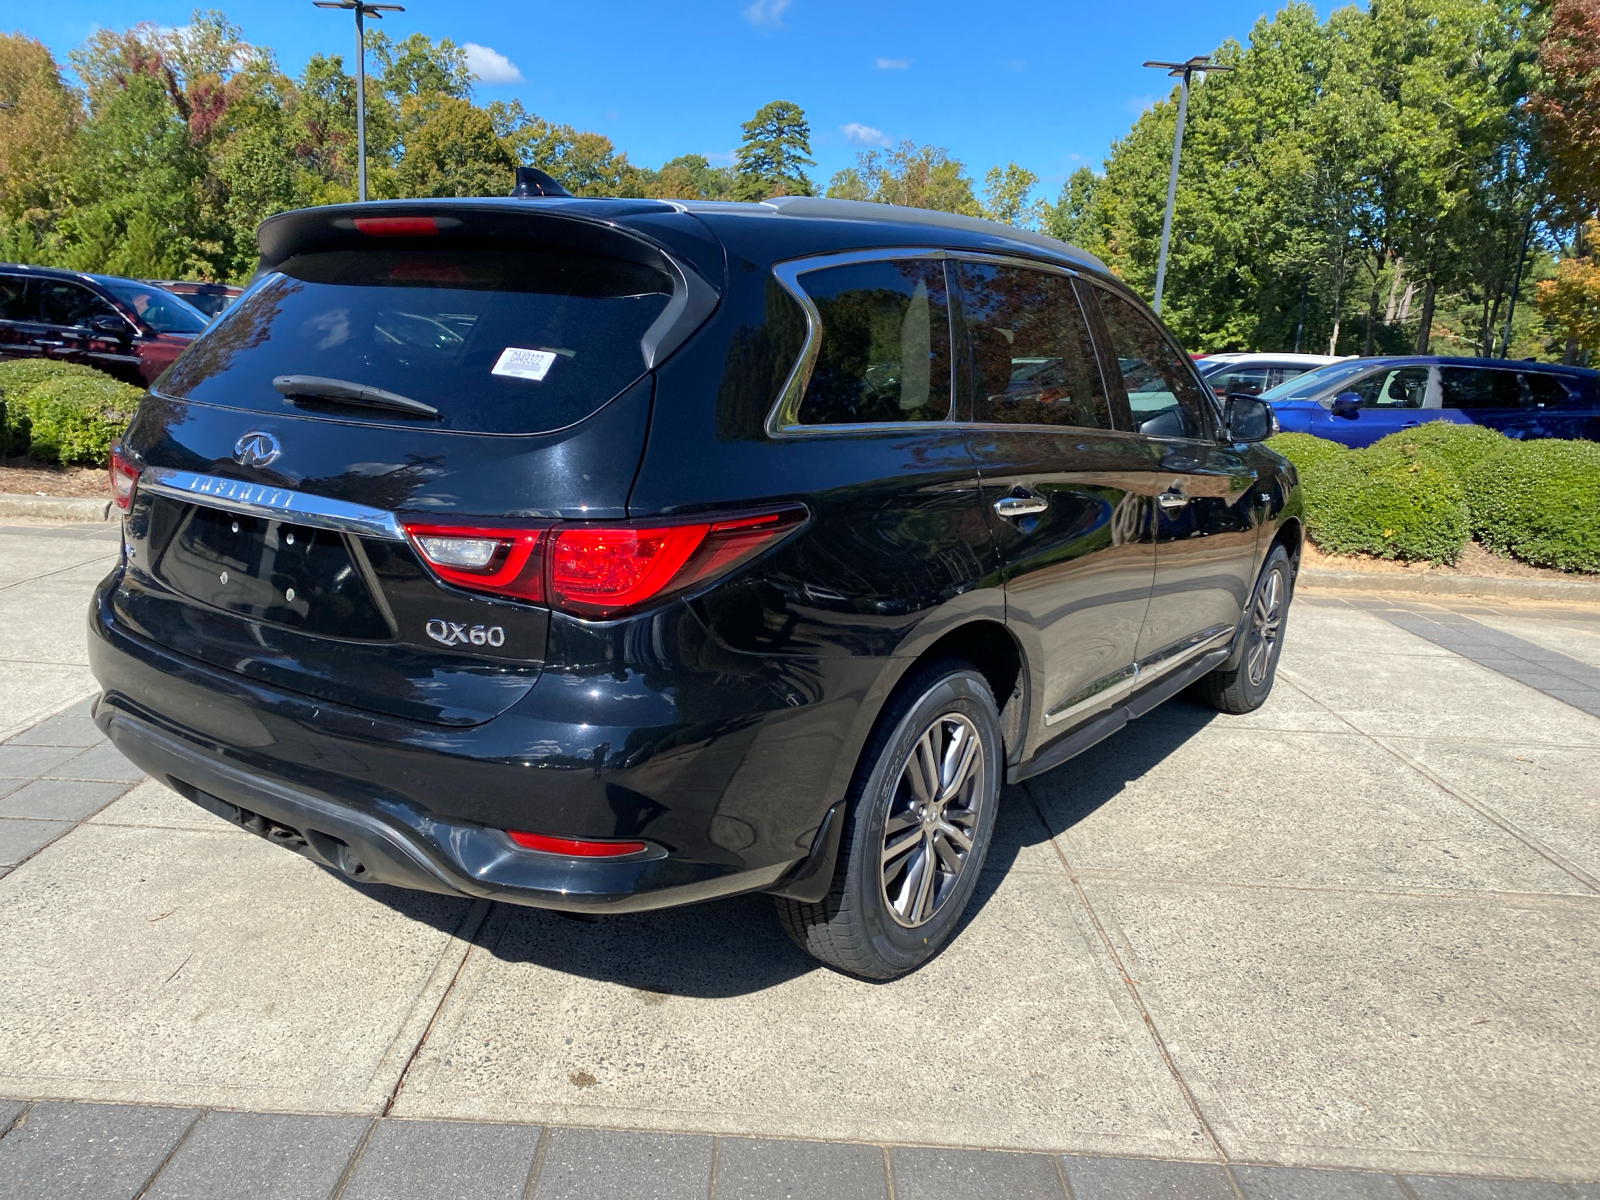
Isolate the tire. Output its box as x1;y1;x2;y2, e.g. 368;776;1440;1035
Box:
774;659;1002;981
1188;543;1293;715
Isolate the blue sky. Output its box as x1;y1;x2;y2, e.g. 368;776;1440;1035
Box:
25;0;1301;197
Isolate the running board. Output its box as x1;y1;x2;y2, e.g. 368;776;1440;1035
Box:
1007;646;1230;784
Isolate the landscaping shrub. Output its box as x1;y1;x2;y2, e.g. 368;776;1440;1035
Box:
1265;431;1347;478
0;359;112;458
2;367;142;465
1466;440;1600;573
1368;421;1509;481
1303;448;1469;564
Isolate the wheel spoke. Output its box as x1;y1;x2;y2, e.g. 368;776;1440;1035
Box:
906;731;938;806
936;818;973;851
932;831;966;873
883;810;920;838
909;836;937;922
940;732;979;803
893;839;929;920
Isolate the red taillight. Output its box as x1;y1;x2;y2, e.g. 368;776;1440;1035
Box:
401;507;803;617
404;524;547;602
506;830;648;857
109;447;140;511
353;216;439;237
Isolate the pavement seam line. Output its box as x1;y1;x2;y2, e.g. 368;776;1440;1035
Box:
521;1125;552;1200
130;1106;205;1200
328;1115;380;1200
0;1100;31;1142
380;898;494;1117
882;1144;896;1200
707;1134;720;1200
1022;780;1238;1185
1276;672;1600;896
0;551;117;594
1054;1152;1075;1199
0;688;101;746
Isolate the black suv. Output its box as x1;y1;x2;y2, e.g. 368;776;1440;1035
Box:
89;197;1299;980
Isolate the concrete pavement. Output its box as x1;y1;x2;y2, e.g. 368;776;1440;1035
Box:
0;519;1596;1195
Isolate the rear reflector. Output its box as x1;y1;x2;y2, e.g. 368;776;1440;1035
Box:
506;830;648;857
353;216;439;237
109;446;140;511
401;505;804;618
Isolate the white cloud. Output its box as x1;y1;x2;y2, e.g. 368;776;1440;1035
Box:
744;0;791;27
875;57;909;69
842;122;890;147
463;43;523;84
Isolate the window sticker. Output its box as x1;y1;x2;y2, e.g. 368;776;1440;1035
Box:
492;346;561;382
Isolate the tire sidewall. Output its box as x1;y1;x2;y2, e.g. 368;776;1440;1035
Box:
843;669;1002;975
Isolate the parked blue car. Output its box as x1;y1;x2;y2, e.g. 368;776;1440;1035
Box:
1260;356;1600;447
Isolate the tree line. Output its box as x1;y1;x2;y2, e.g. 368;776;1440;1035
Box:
0;1;1594;360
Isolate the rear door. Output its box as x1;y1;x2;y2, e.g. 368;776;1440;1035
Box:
1521;371;1599;441
0;274;41;362
1438;365;1528;436
954;258;1155;736
35;278;145;384
1089;284;1261;668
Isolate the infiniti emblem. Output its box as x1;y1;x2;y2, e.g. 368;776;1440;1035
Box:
234;430;281;468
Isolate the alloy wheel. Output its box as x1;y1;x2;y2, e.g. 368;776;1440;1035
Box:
879;713;985;928
1245;566;1285;686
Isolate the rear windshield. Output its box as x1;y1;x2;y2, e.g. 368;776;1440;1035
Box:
159;249;674;434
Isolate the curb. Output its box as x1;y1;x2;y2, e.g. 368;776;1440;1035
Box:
0;493;112;522
1299;566;1600;604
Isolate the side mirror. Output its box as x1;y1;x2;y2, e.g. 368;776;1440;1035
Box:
1330;391;1362;418
1224;392;1275;443
91;314;132;339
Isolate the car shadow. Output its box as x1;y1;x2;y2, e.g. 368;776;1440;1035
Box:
324;699;1221;998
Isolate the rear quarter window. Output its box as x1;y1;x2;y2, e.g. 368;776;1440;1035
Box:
159;249;674;434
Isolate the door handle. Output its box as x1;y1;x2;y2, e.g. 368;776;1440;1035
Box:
32;339;66;348
1401;421;1420;428
1156;487;1189;511
993;490;1049;519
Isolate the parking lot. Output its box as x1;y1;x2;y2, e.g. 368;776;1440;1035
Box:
0;518;1597;1197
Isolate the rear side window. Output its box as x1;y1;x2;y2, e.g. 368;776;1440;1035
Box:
1523;373;1572;408
955;262;1109;430
160;249;675;434
1093;286;1213;439
794;259;952;425
38;281;120;328
1440;367;1522;410
0;276;32;321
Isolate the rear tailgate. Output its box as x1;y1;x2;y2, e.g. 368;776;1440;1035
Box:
109;202;720;726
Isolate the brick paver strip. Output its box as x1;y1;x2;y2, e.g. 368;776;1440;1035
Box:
0;1102;199;1200
715;1137;888;1200
143;1111;370;1200
1233;1163;1411;1198
340;1118;543;1200
892;1146;1065;1198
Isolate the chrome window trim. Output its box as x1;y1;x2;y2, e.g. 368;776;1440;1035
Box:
766;247;953;438
140;467;406;542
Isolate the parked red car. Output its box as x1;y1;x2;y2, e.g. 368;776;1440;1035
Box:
145;279;244;320
0;264;208;387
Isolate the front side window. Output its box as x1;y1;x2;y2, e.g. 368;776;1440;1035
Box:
38;281;120;329
1094;286;1212;439
1343;366;1428;409
102;281;208;334
1523;373;1571;409
956;262;1109;429
0;276;33;322
795;258;951;425
1440;366;1523;410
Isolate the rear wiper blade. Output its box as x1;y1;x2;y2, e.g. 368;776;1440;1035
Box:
272;375;440;418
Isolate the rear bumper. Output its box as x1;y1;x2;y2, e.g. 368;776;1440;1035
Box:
88;574;842;913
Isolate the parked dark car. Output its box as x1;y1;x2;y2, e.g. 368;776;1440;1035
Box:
88;197;1301;979
145;280;245;320
1264;355;1600;447
0;264;209;386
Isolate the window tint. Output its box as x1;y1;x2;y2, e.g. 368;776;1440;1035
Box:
1094;286;1212;438
796;259;951;425
1345;366;1428;409
158;249;675;435
38;281;120;328
1261;359;1369;401
1208;366;1274;397
1523;373;1571;408
0;276;33;321
955;262;1109;429
1440;366;1523;410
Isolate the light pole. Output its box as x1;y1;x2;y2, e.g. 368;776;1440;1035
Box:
313;0;405;202
1141;55;1231;314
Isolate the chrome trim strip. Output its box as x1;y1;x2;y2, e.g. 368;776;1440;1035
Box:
141;468;406;542
1044;623;1235;726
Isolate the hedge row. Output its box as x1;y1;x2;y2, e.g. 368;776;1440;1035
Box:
1267;422;1600;573
0;359;142;465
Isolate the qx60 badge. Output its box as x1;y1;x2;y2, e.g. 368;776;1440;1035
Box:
426;619;506;648
234;430;282;468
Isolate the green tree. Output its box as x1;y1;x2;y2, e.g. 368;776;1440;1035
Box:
1043;167;1104;251
395;94;513;197
825;141;979;214
734;100;814;200
655;154;736;200
981;162;1042;227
